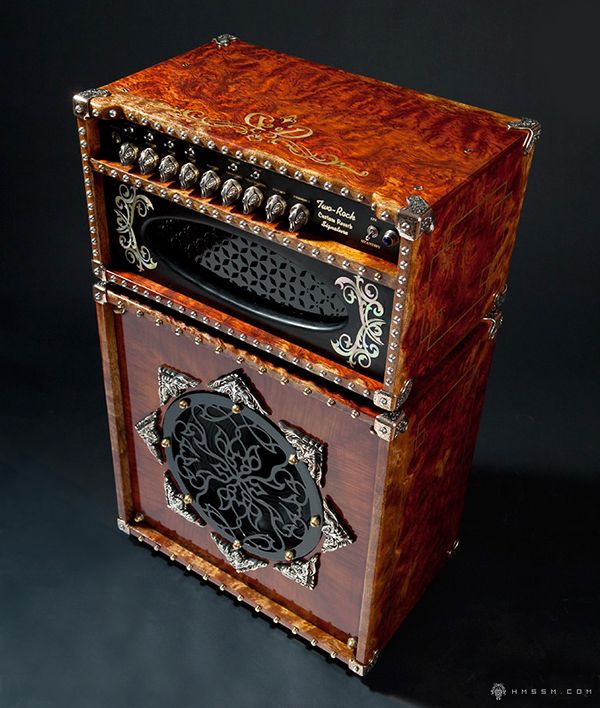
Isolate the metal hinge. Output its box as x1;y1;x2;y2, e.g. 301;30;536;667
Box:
397;194;435;242
482;285;507;340
72;88;111;119
373;405;408;441
507;117;541;155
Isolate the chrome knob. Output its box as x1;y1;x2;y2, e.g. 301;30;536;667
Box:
119;142;139;166
179;163;200;190
221;178;243;206
242;185;264;214
288;203;310;232
158;154;179;182
265;194;287;222
199;169;221;197
381;229;399;247
138;147;159;174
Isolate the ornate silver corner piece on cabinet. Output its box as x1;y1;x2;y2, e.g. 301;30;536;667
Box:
208;371;269;415
274;556;319;589
158;365;200;405
507;117;541;155
279;422;325;487
212;34;238;48
73;88;111;118
116;518;130;534
397;194;435;241
374;405;409;441
483;284;507;340
114;184;158;271
331;275;385;369
373;390;395;411
321;498;354;553
134;409;163;461
397;378;413;407
211;533;268;572
164;473;205;526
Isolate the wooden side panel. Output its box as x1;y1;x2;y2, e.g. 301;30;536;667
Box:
110;291;383;642
362;321;496;661
394;140;532;396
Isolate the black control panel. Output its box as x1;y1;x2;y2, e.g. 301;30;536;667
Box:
100;120;400;262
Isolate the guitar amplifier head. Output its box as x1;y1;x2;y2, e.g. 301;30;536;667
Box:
74;36;539;411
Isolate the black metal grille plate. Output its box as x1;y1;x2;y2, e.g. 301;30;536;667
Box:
162;390;323;561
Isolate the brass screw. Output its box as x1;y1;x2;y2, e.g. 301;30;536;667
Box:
347;636;357;648
232;539;242;550
288;453;298;465
231;403;242;414
155;318;163;327
133;512;145;523
273;616;280;624
135;309;144;318
153;544;160;552
185;564;192;572
310;639;317;646
284;549;296;562
183;494;193;505
161;437;171;448
179;398;190;409
310;515;321;527
291;626;299;635
169;554;175;562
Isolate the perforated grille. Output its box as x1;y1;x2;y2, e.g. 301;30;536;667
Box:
163;391;323;561
144;218;347;323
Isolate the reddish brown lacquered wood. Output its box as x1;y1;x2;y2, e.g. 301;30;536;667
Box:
390;141;533;400
91;40;523;215
361;321;496;662
111;291;383;643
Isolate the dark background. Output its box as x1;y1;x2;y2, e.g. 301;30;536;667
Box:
1;1;598;706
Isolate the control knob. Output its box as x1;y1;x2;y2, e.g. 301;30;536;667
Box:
288;203;310;232
242;185;264;214
179;163;200;190
265;194;287;223
138;147;159;174
158;154;179;182
221;178;243;206
199;169;221;197
119;142;139;167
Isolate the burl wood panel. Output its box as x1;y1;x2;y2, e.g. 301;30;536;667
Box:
360;321;496;662
91;39;523;215
392;140;533;399
114;293;384;642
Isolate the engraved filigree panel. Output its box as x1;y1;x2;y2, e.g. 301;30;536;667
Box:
321;498;354;554
158;365;200;405
208;371;268;415
274;555;319;589
114;184;157;271
330;275;385;369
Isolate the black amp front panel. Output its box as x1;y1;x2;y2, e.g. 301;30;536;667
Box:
99;120;400;261
103;176;394;381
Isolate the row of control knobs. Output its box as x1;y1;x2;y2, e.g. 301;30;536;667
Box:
118;142;310;232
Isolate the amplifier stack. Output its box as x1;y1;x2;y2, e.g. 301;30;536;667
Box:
74;35;539;674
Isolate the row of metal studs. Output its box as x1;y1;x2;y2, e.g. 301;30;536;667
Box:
78;123;100;260
97;97;396;222
108;291;369;420
382;241;413;389
122;519;362;670
92;157;395;287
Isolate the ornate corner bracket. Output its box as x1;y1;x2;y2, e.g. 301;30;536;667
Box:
349;650;380;677
507;117;541;155
164;473;205;527
212;34;238;48
397;194;435;242
73;88;111;119
158;366;200;405
116;518;130;535
274;556;319;589
208;371;269;415
134;409;163;461
279;422;325;487
373;403;409;441
483;285;507;340
211;533;268;572
374;379;412;412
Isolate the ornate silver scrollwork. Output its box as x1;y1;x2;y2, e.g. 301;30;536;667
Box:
321;498;354;554
72;87;111;118
330;275;385;369
507;117;541;155
397;194;435;241
210;533;268;573
208;371;269;415
158;365;200;405
483;284;507;340
274;555;319;589
212;34;238;47
279;422;325;487
134;409;163;461
114;184;158;271
164;473;205;526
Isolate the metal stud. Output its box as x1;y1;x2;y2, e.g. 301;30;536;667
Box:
288;453;298;465
161;437;171;448
133;512;145;523
232;539;242;550
310;515;321;527
231;403;242;414
284;549;296;562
